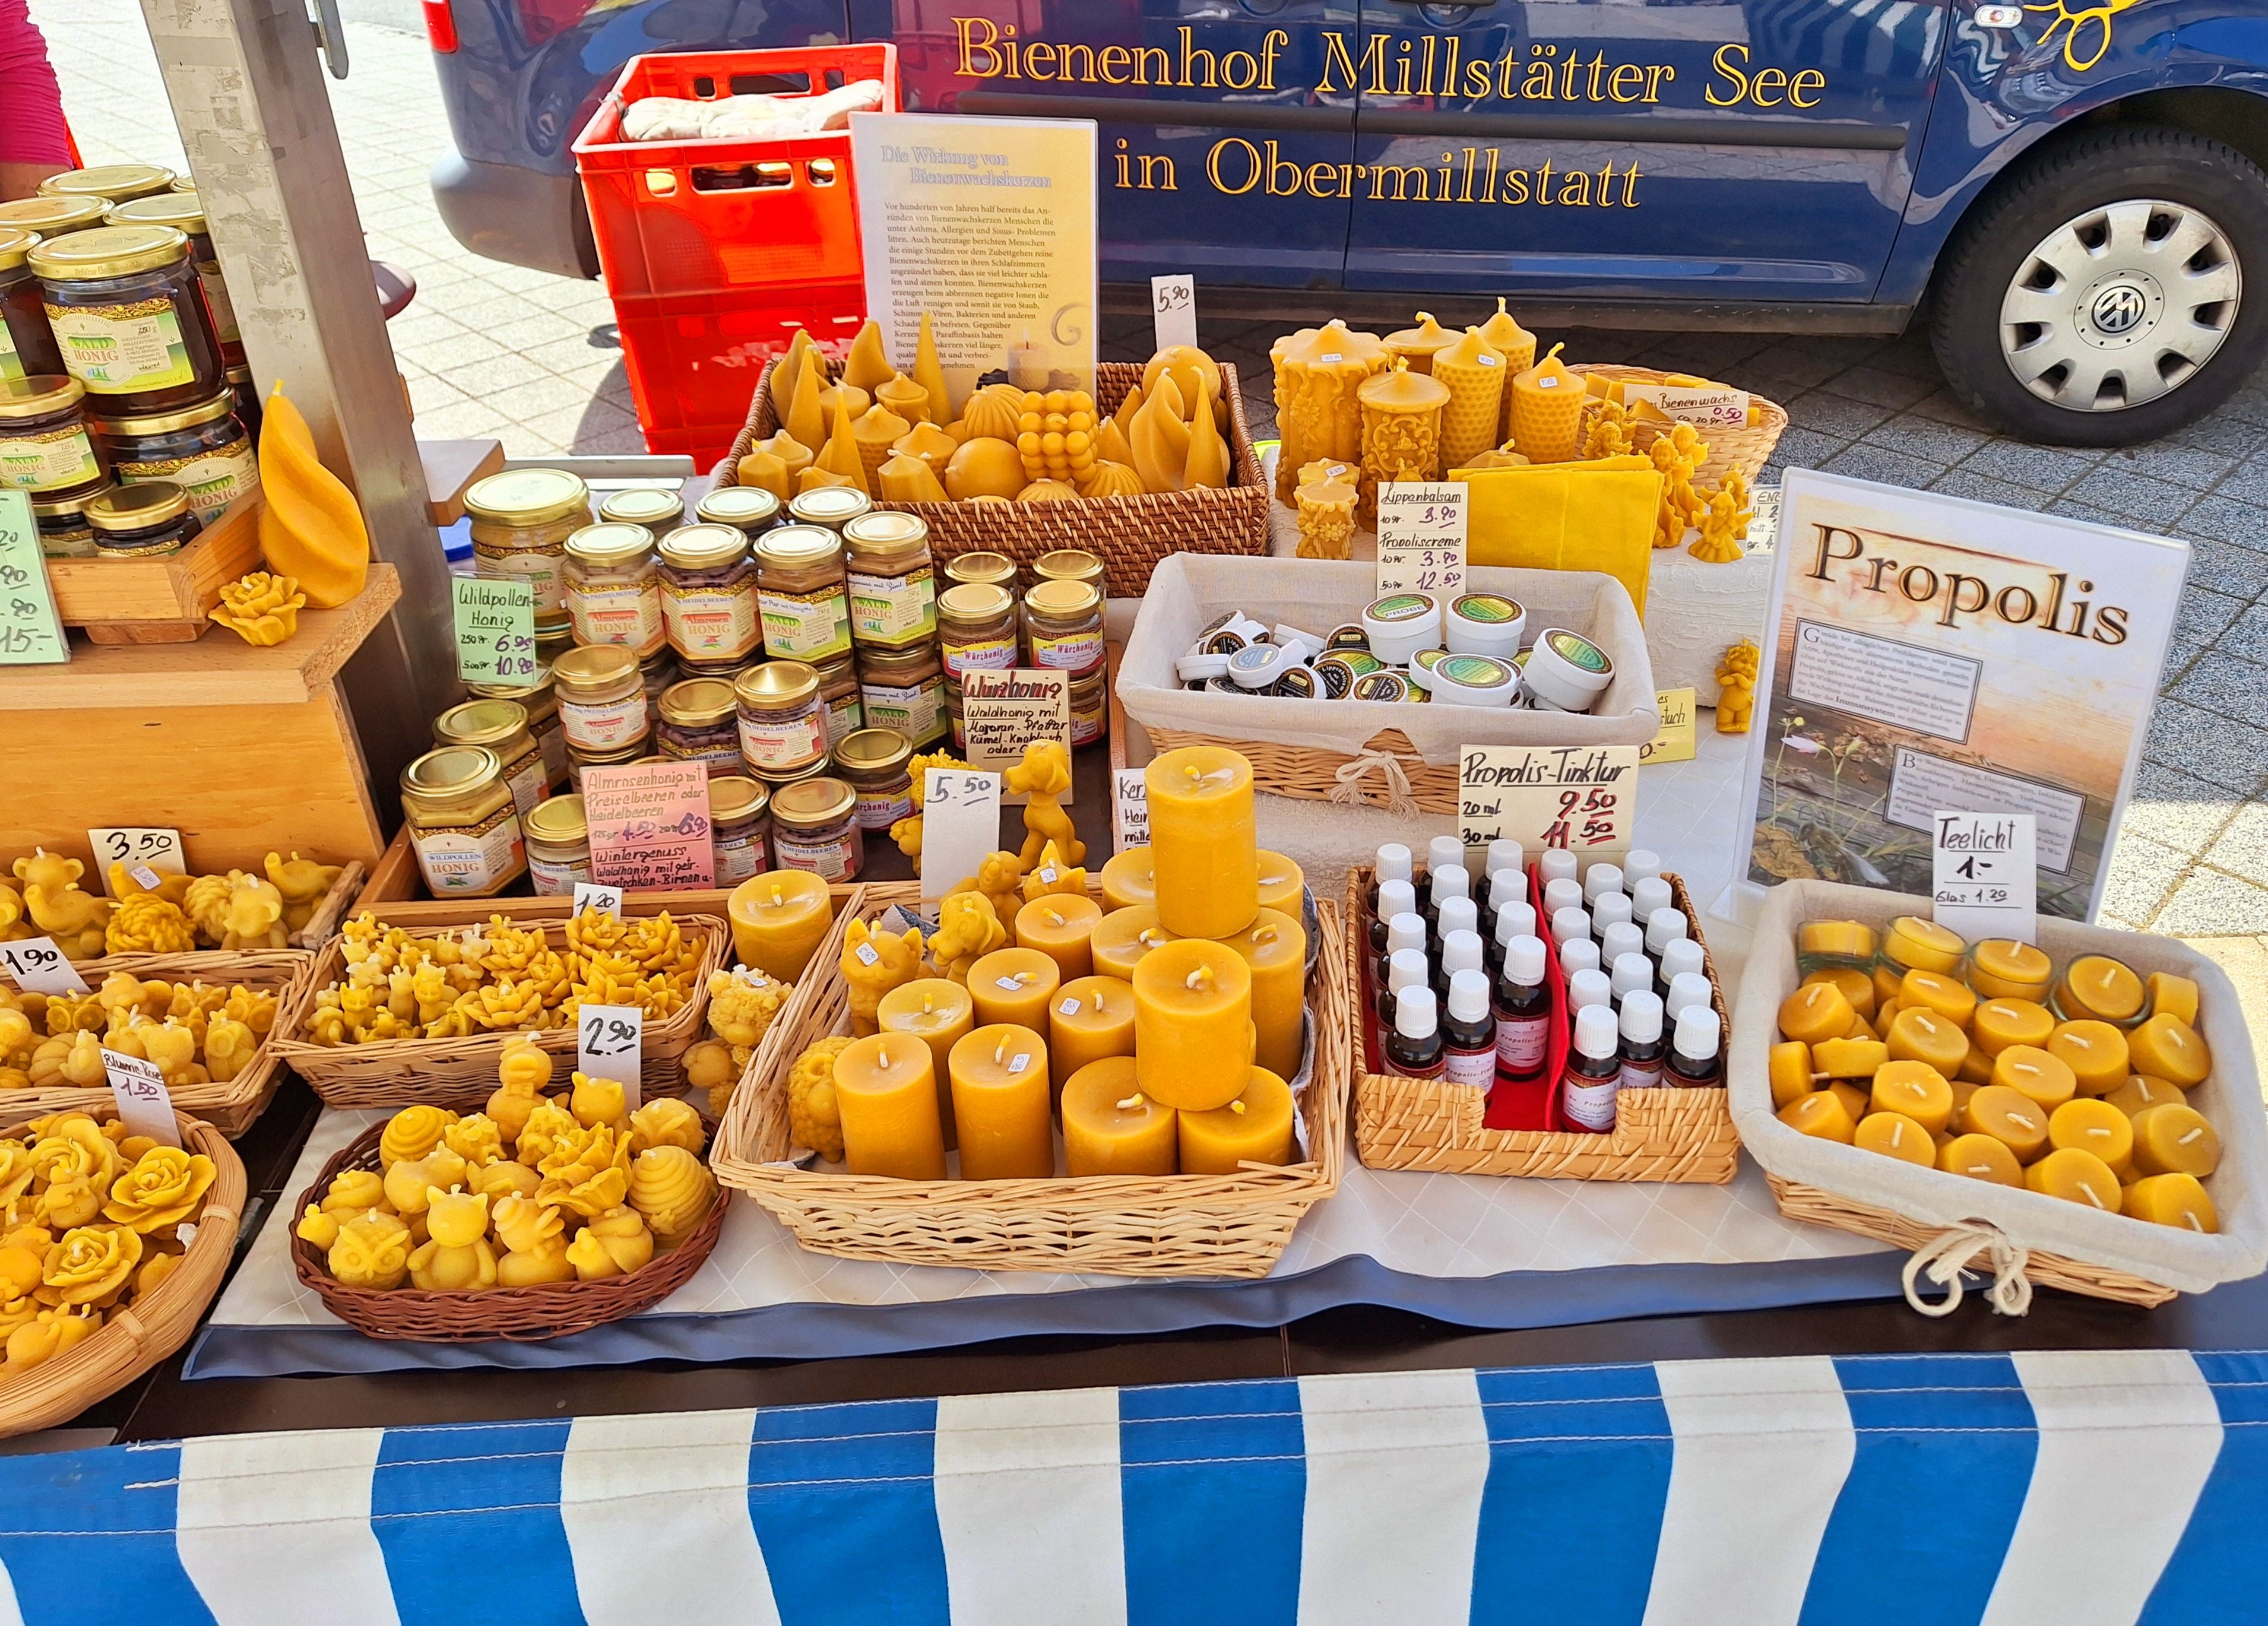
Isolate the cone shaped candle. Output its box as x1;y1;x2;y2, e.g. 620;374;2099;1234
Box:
1433;326;1509;469
1112;383;1145;442
1183;373;1229;490
875;370;931;426
1383;310;1456;375
853;402;910;490
913;311;955;423
1143;345;1224;426
772;329;815;413
1270;319;1388;502
1510;343;1584;463
785;359;827;453
842;317;893;392
256;386;370;607
818;392;869;492
1357;359;1450;521
1477;299;1537;437
1093;415;1135;469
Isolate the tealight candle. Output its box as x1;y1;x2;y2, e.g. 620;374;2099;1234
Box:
2105;1075;2183;1118
1870;1060;1954;1135
2025;1147;2123;1212
1357;358;1452;521
728;870;835;983
1146;746;1257;940
1950;1079;1981;1120
1812;1037;1888;1079
1797;920;1876;966
948;1024;1054;1180
2126;1013;2211;1087
834;1033;946;1180
2131;1101;2220;1178
1967;939;2052;1002
1255;851;1305;917
1779;1091;1855;1143
2047;1020;2130;1095
1938;1133;2022;1187
1219;906;1307;1081
2126;1172;2218;1232
1971;997;2055;1058
2054;955;2146;1025
1990;1045;2077;1113
876;978;974;1149
1180;1066;1297;1174
2048;1097;2134;1178
1100;847;1156;912
1061;1057;1177;1176
1778;981;1854;1046
1014;894;1103;982
1876;915;1966;1005
1769;1041;1814;1109
1960;1084;2049;1161
1827;1079;1871;1125
1133;940;1253;1111
1886;1007;1968;1077
1899;969;1977;1030
1049;975;1137;1095
967;947;1063;1034
2146;972;2200;1029
1854;1110;1934;1167
1091;905;1179;981
1804;966;1877;1022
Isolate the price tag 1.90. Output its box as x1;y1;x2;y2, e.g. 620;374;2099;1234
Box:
1375;481;1468;601
573;882;623;919
101;1048;181;1149
0;937;90;996
89;826;188;892
920;768;1003;904
1113;767;1149;853
576;1003;644;1105
1932;811;2038;943
1150;273;1197;353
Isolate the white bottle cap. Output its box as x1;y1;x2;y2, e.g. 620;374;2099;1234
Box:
1624;850;1663;888
1487;867;1525;908
1550;905;1592;946
1503;934;1547;985
1437;896;1479;942
1539;849;1578;885
1573;1001;1620;1061
1610;952;1654;1001
1385;912;1428;958
1632;876;1674;921
1665;971;1714;1022
1619;988;1664;1044
1543;877;1584;917
1376;844;1414;885
1378;879;1418;924
1582;863;1624;904
1568;967;1612;1013
1601;921;1645;967
1388;947;1430;995
1591;892;1633;937
1431;864;1471;910
1447;967;1491;1023
1228;641;1288;689
1485;839;1525;879
1674;1004;1722;1062
1645;906;1690;956
1394;984;1439;1041
1442;928;1485;977
1659;937;1706;985
1559;937;1601;977
1428;835;1468;877
1494;900;1538;947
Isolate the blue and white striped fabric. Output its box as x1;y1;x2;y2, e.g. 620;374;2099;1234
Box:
0;1348;2260;1625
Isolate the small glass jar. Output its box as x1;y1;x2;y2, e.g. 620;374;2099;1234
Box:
1022;578;1105;676
471;664;565;786
770;775;863;882
109;189;242;364
0;197;107;238
86;390;256;518
834;727;915;831
858;641;949;748
563;521;664;657
937;582;1019;679
552;642;652;755
786;486;870;534
842;511;936;651
708;775;772;885
813;649;863;747
0;228;64;381
657;522;759;664
0;375;105;499
755;523;854;661
568;740;645;791
85;479;198;557
28;224;226;413
734;659;828;776
30;483;108;557
597;486;683;531
698;485;782;540
465;467;591;617
522;793;592;895
1032;547;1106;598
1069;665;1108;749
432;698;550;822
656;676;742;776
400;745;528;898
752;759;830;797
226;362;259;442
945;550;1018;592
637;648;679;722
38;164;176;205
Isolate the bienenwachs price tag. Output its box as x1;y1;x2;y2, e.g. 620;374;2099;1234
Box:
1932;810;2038;943
576;1003;644;1104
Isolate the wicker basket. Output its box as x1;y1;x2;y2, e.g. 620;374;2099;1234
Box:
1144;725;1468;816
711;880;1350;1278
714;359;1269;598
1;951;313;1137
271;907;727;1110
0;1108;245;1438
1570;363;1788;486
287;1121;726;1342
1348;867;1740;1182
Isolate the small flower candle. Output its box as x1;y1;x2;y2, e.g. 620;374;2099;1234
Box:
1295;478;1357;560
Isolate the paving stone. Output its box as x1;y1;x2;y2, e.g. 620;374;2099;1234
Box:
2216;604;2268;665
1782;389;1898;442
1816;364;1937;412
1925;467;2042;509
2172;651;2268;729
2175;587;2246;646
2203;803;2268;888
1820;443;1947;489
2144;698;2268;795
2176;495;2268;551
2063;466;2200;527
2106;440;2240;492
2181;539;2268;599
2120;761;2244;858
1956;438;2105;492
2154;869;2268;936
2099;833;2191;928
1859;414;1991;466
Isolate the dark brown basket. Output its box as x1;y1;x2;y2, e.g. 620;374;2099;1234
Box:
287;1123;726;1342
713;359;1268;598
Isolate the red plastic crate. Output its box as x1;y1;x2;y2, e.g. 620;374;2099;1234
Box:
610;285;867;465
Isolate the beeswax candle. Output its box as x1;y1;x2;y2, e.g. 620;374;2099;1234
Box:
2047;1019;2129;1095
1797;920;1877;965
1507;343;1584;463
2131;1101;2219;1178
2048;1097;2134;1178
1827;1079;1870;1124
1432;327;1509;469
1180;1067;1295;1174
1477;297;1537;438
1146;746;1257;940
876;978;974;1149
1972;997;2055;1058
878;452;949;502
1015;894;1103;983
2025;1147;2123;1212
1769;1041;1813;1108
1778;981;1854;1046
1091;905;1178;981
1803;966;1876;1021
1990;1045;2077;1112
756;429;814;487
1295;478;1358;561
1100;848;1155;912
913;310;955;422
1877;915;1966;1004
2126;1172;2217;1232
1384;310;1456;374
728;871;835;982
2126;1013;2211;1087
1219;906;1307;1082
2055;955;2145;1024
1870;1060;1954;1135
2146;972;2200;1029
1061;1058;1177;1176
1256;853;1306;918
1960;1084;2048;1161
1049;975;1136;1094
875;371;932;426
1271;320;1390;502
1133;940;1252;1111
1356;360;1452;520
852;404;911;491
1886;1007;1968;1077
736;449;790;502
968;947;1062;1034
949;1025;1053;1180
1957;1047;1995;1085
1813;1037;1888;1079
1968;939;2052;1002
1854;1110;1934;1166
834;1033;946;1180
1899;969;1977;1029
894;420;959;480
1779;1091;1855;1143
1939;1133;2023;1187
843;318;892;391
2105;1075;2183;1118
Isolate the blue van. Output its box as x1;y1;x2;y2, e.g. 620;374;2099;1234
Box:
422;0;2268;446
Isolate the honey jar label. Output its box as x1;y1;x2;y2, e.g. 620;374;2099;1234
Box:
847;566;936;644
0;424;102;492
862;679;946;744
529;712;568;783
474;544;566;614
0;327;21;382
661;581;758;660
45;299;194;394
559;695;647;752
412;806;526;896
568;582;664;655
195;261;241;346
498;744;550;821
854;788;914;831
759;585;853;660
825;692;863;749
528;850;592;896
712;829;768;886
737;706;826;772
1030;629;1105;673
942;634;1017;678
116;440;257;515
775;826;859;882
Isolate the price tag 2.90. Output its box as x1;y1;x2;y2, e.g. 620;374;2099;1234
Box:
920;768;1003;904
1932;811;2038;943
573;882;623;919
101;1048;181;1149
0;937;90;996
1375;481;1468;601
576;1003;644;1105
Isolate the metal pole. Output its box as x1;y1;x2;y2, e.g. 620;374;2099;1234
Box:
137;0;456;810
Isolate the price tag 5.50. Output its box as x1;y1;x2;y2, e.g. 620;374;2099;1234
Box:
0;937;90;996
576;1003;644;1105
920;768;1003;904
102;1048;182;1149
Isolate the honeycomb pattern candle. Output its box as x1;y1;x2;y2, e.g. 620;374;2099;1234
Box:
1432;326;1509;470
1356;359;1451;522
1269;320;1389;502
1507;344;1585;465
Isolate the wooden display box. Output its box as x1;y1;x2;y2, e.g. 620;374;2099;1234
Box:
46;495;265;645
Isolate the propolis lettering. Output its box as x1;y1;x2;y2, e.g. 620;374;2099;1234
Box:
1807;525;2131;645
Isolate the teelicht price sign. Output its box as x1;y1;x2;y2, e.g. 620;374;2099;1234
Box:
1932;810;2038;942
1376;481;1468;601
1458;744;1639;866
452;576;537;686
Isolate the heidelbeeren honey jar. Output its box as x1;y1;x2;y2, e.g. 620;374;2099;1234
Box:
465;467;591;617
655;676;742;776
563;521;665;657
432;698;551;822
400;746;528;899
522;793;593;895
28;223;227;414
708;775;771;884
552;643;652;755
733;659;828;776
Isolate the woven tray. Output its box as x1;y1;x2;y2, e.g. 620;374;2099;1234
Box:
287;1121;727;1342
2;950;313;1137
713;359;1268;598
1348;866;1739;1182
271;907;727;1110
1145;725;1469;816
0;1108;244;1438
1570;363;1788;486
711;880;1350;1278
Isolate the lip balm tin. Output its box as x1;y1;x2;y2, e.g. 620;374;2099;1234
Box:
1445;592;1526;660
1428;652;1520;707
1177;652;1231;684
1361;592;1440;665
1408;648;1443;693
1522;627;1614;712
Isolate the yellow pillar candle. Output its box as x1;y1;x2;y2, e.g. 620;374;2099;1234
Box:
2054;955;2146;1025
1990;1045;2077;1113
1960;1084;2050;1161
1219;906;1307;1082
2025;1147;2123;1213
1813;1037;1889;1078
1854;1110;1934;1167
1507;343;1585;463
1886;1007;1968;1077
1061;1057;1177;1176
2048;1097;2134;1178
1972;997;2055;1058
2047;1020;2130;1095
834;1033;946;1181
1968;939;2052;1002
2126;1172;2218;1232
1294;478;1357;561
948;1025;1054;1180
1769;1041;1814;1109
1091;905;1179;981
1899;969;1977;1030
1778;981;1855;1046
1870;1060;1954;1135
876;978;974;1150
1100;848;1155;912
1827;1079;1870;1124
1133;940;1252;1111
967;946;1062;1034
1804;966;1877;1022
1431;327;1509;469
1050;975;1136;1095
1255;851;1304;918
1383;310;1456;375
1798;920;1878;965
1146;746;1257;940
1180;1066;1296;1174
2131;1101;2221;1178
1940;1133;2023;1187
1779;1091;1855;1143
1014;894;1103;983
1270;320;1390;503
2146;972;2200;1029
2126;1013;2211;1087
818;378;873;424
2105;1075;2183;1118
1477;297;1537;439
728;871;835;982
1355;359;1452;521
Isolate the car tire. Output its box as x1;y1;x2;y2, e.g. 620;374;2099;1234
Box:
1928;125;2268;446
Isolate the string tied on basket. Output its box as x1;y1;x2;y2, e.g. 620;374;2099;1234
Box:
1328;748;1421;818
1901;1221;2033;1318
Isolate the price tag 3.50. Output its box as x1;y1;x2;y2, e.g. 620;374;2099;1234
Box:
572;882;623;919
1932;811;2038;943
0;937;91;996
102;1048;182;1149
1376;481;1468;601
90;826;188;893
576;1003;644;1106
920;768;1003;904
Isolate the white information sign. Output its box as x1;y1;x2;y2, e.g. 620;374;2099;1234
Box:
1932;812;2039;943
920;768;1003;905
1375;481;1468;601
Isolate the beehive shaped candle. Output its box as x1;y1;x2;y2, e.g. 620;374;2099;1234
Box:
1183;373;1229;490
785;359;827;452
853;403;910;490
1295;478;1356;560
1509;343;1585;464
1356;359;1450;522
817;392;869;492
913;311;955;423
1270;320;1388;502
875;370;931;426
256;386;370;607
842;317;893;392
1130;371;1194;493
878;451;948;502
1432;326;1509;469
1383;310;1455;375
736;448;790;500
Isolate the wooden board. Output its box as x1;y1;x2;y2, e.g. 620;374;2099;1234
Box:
420;438;505;527
46;495;264;632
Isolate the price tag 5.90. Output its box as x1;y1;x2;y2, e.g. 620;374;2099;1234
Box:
102;1048;182;1149
1150;273;1197;353
576;1003;644;1104
0;937;90;996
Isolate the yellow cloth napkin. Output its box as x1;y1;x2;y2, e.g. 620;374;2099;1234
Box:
1447;454;1664;617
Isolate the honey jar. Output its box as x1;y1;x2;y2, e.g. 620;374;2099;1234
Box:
785;485;870;534
38;164;176;205
470;664;565;785
85;480;198;557
708;775;772;884
1031;547;1104;597
465;467;591;617
522;793;592;895
857;641;948;749
697;484;782;540
87;389;256;517
833;727;916;831
842;510;936;651
937;582;1018;679
943;550;1017;592
432;698;550;821
0;375;106;500
0;229;64;381
29;224;227;414
734;659;828;776
596;486;683;531
400;746;528;898
552;643;651;756
754;524;854;662
769;775;862;882
657;523;759;665
563;521;665;657
655;677;741;776
108;189;243;364
813;649;863;747
1022;578;1105;676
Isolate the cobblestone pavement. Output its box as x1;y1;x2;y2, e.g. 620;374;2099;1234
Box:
50;1;2268;976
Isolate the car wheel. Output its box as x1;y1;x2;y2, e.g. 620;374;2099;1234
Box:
1928;125;2268;446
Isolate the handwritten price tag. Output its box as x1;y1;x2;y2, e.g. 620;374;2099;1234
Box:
101;1048;181;1148
452;576;537;686
1151;273;1197;353
575;1003;644;1103
920;768;1002;904
572;882;623;919
90;826;188;892
1639;689;1697;766
1933;810;2038;943
582;760;714;888
1459;744;1639;866
1376;481;1468;601
0;489;66;667
1113;767;1149;853
0;937;90;996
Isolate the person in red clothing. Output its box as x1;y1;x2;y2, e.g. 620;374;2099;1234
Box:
0;0;71;199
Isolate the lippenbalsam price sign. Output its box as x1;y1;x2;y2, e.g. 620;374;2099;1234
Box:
575;1003;643;1105
452;576;537;686
1932;810;2038;943
1375;481;1467;601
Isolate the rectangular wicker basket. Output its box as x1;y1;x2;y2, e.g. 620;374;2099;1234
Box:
2;950;314;1137
1569;363;1788;486
271;905;727;1110
1347;866;1739;1183
711;879;1351;1278
713;358;1269;598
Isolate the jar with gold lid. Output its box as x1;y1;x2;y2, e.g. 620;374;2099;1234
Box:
813;649;863;747
842;510;935;651
786;485;870;533
657;522;759;664
522;793;592;895
937;582;1019;679
29;224;226;413
708;775;771;884
552;643;651;756
109;189;242;364
754;524;853;662
0;375;104;500
751;759;829;797
0;197;106;238
567;742;644;791
1031;547;1104;597
86;479;198;557
1069;666;1107;749
1022;578;1105;676
37;164;176;206
224;362;259;440
597;486;683;531
857;641;948;748
0;229;63;381
87;390;256;517
563;521;664;657
698;485;781;539
734;659;828;776
432;698;550;821
943;550;1018;592
657;676;741;776
400;745;528;898
31;483;109;557
465;467;590;618
769;775;862;882
470;664;565;786
834;727;915;831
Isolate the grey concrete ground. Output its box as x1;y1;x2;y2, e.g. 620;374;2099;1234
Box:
45;0;2268;980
